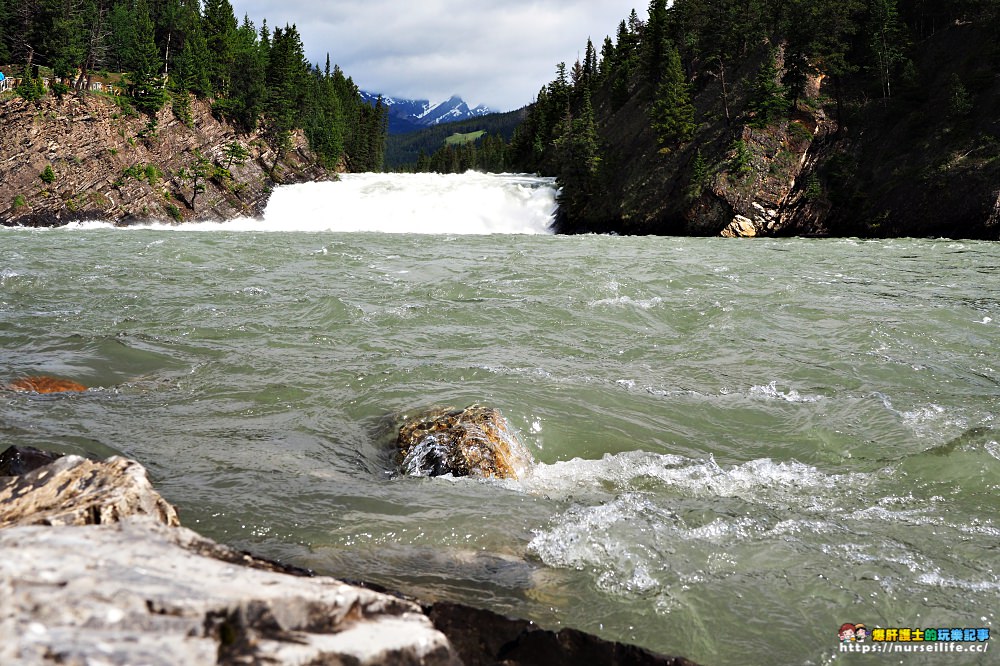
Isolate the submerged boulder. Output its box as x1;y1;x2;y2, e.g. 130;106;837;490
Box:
0;445;64;476
5;375;88;393
396;405;534;480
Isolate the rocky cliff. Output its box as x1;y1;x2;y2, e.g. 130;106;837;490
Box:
0;93;330;227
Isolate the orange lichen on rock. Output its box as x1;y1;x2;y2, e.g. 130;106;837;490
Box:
6;376;88;394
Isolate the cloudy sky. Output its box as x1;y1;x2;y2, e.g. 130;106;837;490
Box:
230;0;646;111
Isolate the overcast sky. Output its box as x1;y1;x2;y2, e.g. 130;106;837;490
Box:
230;1;646;111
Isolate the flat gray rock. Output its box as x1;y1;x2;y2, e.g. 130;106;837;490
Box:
0;519;458;665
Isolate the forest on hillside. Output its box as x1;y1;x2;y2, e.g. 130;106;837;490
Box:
384;108;526;171
509;0;1000;237
0;0;387;172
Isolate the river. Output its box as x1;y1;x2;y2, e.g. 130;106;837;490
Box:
1;173;996;664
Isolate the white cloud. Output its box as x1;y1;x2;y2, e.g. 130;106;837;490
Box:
231;0;644;110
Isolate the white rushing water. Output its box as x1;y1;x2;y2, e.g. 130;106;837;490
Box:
59;172;559;234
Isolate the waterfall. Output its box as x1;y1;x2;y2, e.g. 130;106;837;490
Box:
57;172;559;234
259;172;558;235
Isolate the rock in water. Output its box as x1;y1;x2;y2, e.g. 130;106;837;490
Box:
0;445;64;476
396;405;534;479
0;451;460;665
0;454;180;528
6;376;88;393
0;520;459;666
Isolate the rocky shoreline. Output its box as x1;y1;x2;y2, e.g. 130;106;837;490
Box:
0;447;698;665
0;93;330;228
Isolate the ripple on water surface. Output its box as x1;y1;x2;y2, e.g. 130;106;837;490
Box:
2;226;998;665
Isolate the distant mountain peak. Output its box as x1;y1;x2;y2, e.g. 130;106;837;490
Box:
361;91;492;135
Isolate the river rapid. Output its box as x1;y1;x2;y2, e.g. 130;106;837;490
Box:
2;173;997;664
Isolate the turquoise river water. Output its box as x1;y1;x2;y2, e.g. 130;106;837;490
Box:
1;174;997;665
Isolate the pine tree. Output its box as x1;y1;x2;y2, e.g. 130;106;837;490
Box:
867;0;906;102
0;0;10;63
178;149;214;210
553;90;602;217
169;0;210;98
649;44;696;151
583;38;598;89
8;0;43;68
220;15;266;131
74;0;113;91
946;72;972;118
105;1;132;72
263;24;306;174
125;0;166;114
202;0;238;95
747;49;789;126
599;36;615;79
41;0;86;82
610;19;638;108
642;0;670;86
303;63;345;168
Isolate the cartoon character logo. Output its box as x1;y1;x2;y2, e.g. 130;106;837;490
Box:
854;624;867;642
839;623;857;643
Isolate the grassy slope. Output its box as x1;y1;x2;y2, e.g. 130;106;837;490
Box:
445;131;486;146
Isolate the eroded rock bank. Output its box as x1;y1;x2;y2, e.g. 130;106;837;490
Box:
0;94;329;227
0;447;699;665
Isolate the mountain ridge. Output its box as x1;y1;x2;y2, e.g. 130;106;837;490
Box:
361;91;491;134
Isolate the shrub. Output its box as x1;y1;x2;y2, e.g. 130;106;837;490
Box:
144;164;162;186
730;140;753;174
15;76;45;103
137;119;159;142
165;203;182;222
788;121;814;143
51;81;71;99
40;165;56;184
111;95;138;118
122;164;143;180
12;195;27;209
805;173;823;200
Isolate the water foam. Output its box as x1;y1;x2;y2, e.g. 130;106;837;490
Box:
749;380;823;403
512;450;872;520
60;172;558;234
522;451;876;594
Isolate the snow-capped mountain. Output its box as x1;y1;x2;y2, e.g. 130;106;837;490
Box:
361;92;491;134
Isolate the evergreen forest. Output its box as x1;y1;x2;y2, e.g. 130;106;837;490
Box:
0;0;388;172
508;0;1000;236
384;109;526;172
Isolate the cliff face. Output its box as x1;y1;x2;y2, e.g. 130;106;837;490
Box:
557;22;1000;240
0;93;330;227
802;23;1000;239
